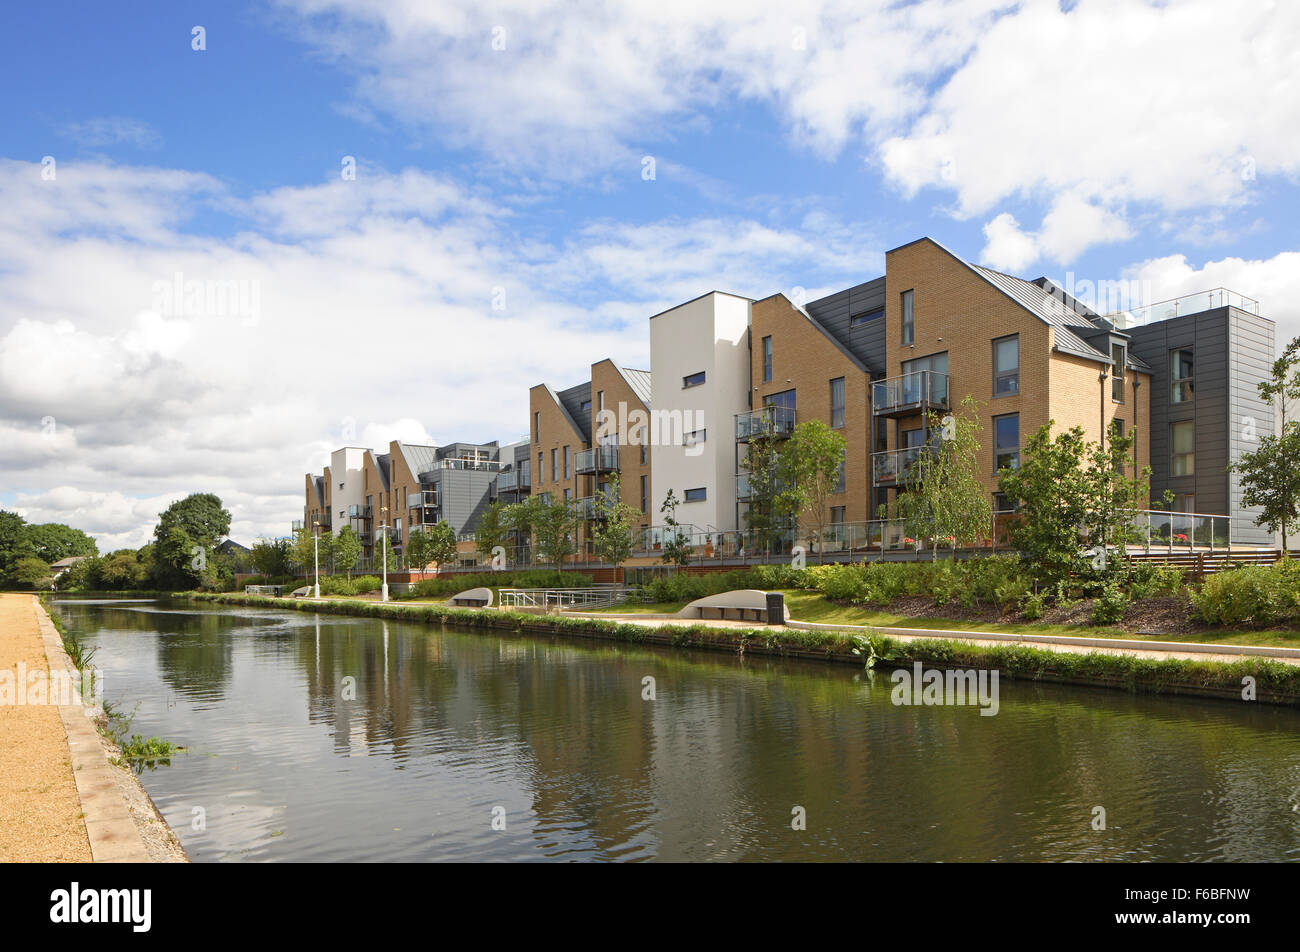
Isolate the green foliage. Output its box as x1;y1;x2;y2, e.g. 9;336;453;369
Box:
1019;590;1047;620
505;495;579;566
658;489;692;568
473;500;512;564
0;510;99;587
778;419;847;554
1127;563;1186;599
591;474;640;569
1090;581;1130;625
1232;336;1300;548
402;568;594;599
12;556;52;589
250;537;292;578
740;430;788;553
333;526;363;579
151;493;232;589
317;574;384;596
898;397;994;555
1191;562;1300;627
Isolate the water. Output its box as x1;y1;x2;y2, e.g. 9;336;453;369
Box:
53;598;1300;862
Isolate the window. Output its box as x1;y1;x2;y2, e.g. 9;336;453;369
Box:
902;351;948;378
683;487;707;503
534;412;541;443
640;443;647;465
830;377;845;428
1171;421;1195;476
597;391;605;411
762;336;773;382
994;414;1020;472
901;290;914;345
563;445;571;479
851;308;883;327
550;448;558;481
683;371;706;388
764;388;797;411
581;400;592;418
833;460;846;494
831;506;846;526
1173;493;1196;513
564;488;571;502
684;429;706;447
1172;348;1194;403
1111;343;1126;402
538;451;544;483
993;335;1019;397
875;418;888;453
993;492;1014;513
640;475;648;513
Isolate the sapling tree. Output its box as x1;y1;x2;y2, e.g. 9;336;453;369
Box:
898;396;992;559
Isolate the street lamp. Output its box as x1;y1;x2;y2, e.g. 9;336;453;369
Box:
312;520;321;599
380;506;390;602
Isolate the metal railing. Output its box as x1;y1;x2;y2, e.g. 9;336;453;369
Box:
497;469;530;492
735;405;796;441
408;490;439;508
871;446;932;485
575;445;619;474
347;504;372;519
498;587;633;610
872;370;949;416
1106;288;1260;328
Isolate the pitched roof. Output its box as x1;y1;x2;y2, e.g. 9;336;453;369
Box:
616;364;652;407
397;443;438;482
967;264;1114;363
758;292;872;375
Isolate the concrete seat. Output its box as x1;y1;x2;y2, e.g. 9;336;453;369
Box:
446;587;493;608
677;590;789;623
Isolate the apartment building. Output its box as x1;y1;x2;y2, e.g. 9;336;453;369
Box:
296;235;1277;560
529;358;654;556
647;291;753;535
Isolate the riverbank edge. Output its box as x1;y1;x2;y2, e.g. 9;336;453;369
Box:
37;597;188;862
181;592;1300;707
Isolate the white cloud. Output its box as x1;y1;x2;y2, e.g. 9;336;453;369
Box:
980;192;1132;269
0;159;877;547
980;213;1039;272
61;116;163;150
1125;250;1300;346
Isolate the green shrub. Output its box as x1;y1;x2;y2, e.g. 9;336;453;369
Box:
1090;582;1130;625
1191;564;1297;627
994;575;1031;611
1020;590;1047;620
1127;563;1186;599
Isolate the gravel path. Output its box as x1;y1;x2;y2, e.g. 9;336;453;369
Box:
0;594;92;862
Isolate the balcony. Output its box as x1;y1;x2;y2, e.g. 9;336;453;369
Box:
736;473;788;500
575;490;619;519
871;446;933;486
872;371;949;418
1105;287;1261;328
735;405;796;441
407;491;439;509
575;445;619;474
497;469;531;493
347;504;372;520
291;519;304;532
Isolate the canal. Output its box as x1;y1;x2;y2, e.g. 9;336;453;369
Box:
53;598;1300;862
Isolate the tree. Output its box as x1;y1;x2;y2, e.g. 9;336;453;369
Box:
531;497;580;566
777;419;847;561
290;527;317;575
1233;335;1300;552
405;527;432;572
250;538;292;578
473;501;512;565
1082;421;1153;564
0;510;36;584
898;396;993;558
151;493;232;589
23;523;98;564
997;422;1094;590
741;430;787;555
333;526;363;579
659;489;692;568
502;500;537;566
98;550;147;589
13;556;52;590
424;521;459;568
591;474;641;577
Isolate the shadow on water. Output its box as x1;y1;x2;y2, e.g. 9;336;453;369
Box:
51;597;1300;863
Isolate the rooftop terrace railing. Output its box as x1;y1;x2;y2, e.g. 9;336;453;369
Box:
1106;288;1261;327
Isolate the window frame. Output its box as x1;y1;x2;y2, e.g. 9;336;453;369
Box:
992;334;1019;398
901;290;914;345
993;412;1020;473
682;371;706;389
683;487;707;503
1171;420;1195;476
1171;347;1194;404
830;376;846;429
1111;342;1126;403
762;336;773;383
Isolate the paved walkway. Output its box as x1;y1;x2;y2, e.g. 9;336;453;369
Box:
0;594;92;861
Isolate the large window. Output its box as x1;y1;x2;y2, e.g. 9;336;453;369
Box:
993;335;1019;397
762;336;773;382
901;290;914;345
994;414;1020;472
683;371;706;388
1172;421;1195;476
1111;343;1126;402
830;377;845;428
1172;348;1194;403
850;309;883;327
563;445;571;479
683;487;707;503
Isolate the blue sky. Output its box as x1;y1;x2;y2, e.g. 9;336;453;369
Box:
3;0;1299;547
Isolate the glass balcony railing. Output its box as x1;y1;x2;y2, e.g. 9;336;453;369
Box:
497;469;530;492
407;491;438;509
1105;288;1261;328
872;370;949;416
575;489;619;519
347;504;372;520
735;405;796;441
871;446;932;485
575;445;619;474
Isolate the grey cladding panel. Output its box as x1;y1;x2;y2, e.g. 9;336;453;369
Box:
805;277;886;373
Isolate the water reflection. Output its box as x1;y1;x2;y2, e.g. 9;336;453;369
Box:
52;598;1300;863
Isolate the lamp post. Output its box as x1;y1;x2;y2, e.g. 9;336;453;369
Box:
380;506;390;602
312;520;321;599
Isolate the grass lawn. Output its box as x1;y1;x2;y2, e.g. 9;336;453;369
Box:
594;590;1300;649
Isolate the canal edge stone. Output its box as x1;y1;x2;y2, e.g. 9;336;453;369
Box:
33;596;152;863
